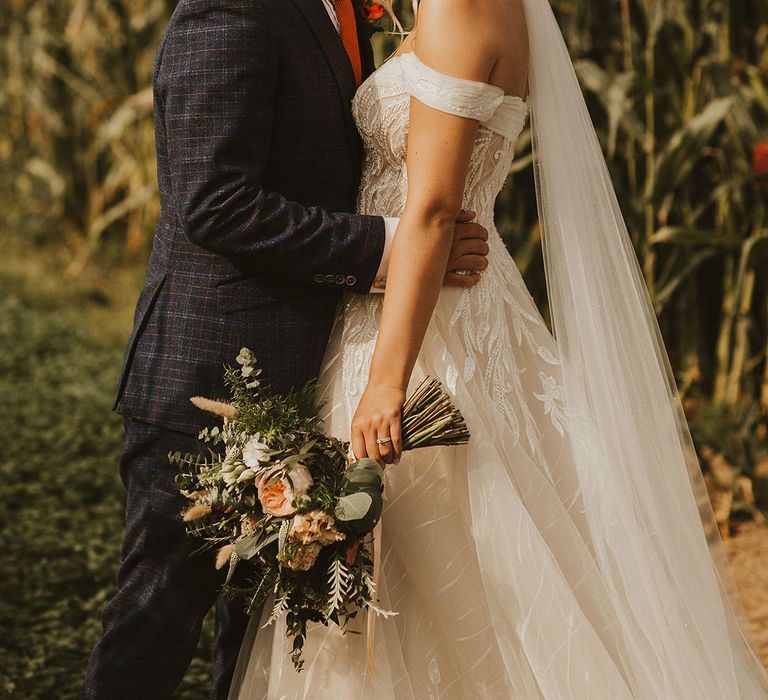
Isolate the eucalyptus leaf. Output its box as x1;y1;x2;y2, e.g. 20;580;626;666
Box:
280;454;306;467
348;458;385;478
235;531;279;561
345;458;384;487
335;492;373;521
344;470;383;489
335;491;383;535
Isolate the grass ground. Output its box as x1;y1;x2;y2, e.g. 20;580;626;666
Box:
1;243;765;697
0;245;213;699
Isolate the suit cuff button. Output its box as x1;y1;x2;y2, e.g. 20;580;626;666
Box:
345;275;357;287
324;274;336;283
314;273;325;284
335;274;346;285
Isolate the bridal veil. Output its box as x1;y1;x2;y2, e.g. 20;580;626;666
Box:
524;0;768;694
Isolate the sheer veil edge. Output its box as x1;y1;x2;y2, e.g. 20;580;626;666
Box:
524;0;768;694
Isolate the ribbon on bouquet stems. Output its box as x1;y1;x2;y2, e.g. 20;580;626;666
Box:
366;519;384;677
347;443;383;677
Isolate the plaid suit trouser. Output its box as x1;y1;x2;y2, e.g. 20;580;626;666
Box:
81;418;255;700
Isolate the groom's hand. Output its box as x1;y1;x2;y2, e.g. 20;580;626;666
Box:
445;210;489;288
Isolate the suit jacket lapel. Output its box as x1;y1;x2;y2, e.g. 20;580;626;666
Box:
288;0;358;105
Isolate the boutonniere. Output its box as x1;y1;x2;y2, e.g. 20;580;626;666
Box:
359;0;386;28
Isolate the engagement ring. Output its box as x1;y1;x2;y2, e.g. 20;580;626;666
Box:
376;437;392;444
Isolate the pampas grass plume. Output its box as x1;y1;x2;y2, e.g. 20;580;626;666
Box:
182;503;212;522
216;543;236;570
190;396;238;420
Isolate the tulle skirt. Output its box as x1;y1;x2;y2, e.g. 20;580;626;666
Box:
228;236;768;699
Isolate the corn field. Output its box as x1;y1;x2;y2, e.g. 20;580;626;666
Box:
493;0;768;419
2;1;768;509
1;0;175;269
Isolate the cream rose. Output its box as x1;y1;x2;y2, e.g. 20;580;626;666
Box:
242;434;270;468
286;463;313;498
257;465;313;517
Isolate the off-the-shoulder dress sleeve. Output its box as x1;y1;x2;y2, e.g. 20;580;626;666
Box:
398;51;506;122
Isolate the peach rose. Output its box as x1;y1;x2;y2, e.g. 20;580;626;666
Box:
257;465;313;517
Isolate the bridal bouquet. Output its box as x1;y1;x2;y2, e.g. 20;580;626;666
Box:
171;348;469;671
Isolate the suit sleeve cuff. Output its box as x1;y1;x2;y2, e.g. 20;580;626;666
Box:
369;217;399;293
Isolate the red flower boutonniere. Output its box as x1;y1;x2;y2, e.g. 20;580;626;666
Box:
360;0;386;25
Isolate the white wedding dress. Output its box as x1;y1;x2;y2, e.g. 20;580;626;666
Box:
229;52;768;699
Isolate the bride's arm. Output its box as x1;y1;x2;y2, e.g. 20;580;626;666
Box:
350;0;500;464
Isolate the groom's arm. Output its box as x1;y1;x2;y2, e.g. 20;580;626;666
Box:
156;0;383;294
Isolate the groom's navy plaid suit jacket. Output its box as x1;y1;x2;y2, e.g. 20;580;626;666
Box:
114;0;385;435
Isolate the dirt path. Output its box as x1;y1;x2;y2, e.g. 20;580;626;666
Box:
725;521;768;669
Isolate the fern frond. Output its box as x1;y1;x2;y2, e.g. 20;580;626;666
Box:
365;600;399;619
362;570;377;599
263;593;291;628
325;557;352;616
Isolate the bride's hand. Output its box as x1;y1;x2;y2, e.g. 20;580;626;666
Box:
350;384;405;466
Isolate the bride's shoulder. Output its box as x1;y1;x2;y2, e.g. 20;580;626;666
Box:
415;0;506;40
413;0;504;83
414;0;528;98
416;0;523;36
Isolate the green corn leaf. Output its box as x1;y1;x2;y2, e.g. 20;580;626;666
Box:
651;97;736;203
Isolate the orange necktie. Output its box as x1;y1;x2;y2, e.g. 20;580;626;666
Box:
334;0;363;87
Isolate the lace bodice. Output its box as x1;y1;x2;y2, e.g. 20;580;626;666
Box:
353;52;529;228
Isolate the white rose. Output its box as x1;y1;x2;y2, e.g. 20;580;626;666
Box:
287;463;313;499
242;434;270;468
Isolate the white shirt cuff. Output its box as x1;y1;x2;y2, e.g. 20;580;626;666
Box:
370;217;399;292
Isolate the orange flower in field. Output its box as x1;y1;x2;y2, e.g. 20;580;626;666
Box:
362;1;385;22
753;141;768;180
